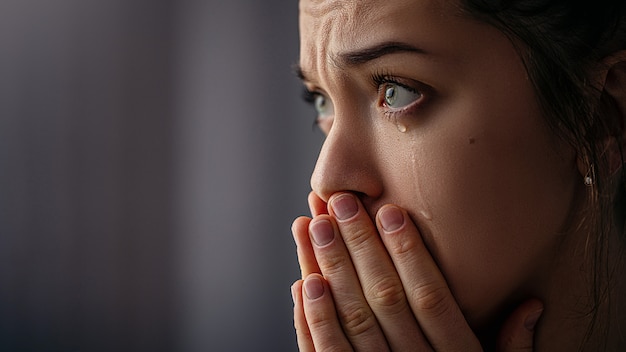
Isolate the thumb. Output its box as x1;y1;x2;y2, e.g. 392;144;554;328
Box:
496;299;544;352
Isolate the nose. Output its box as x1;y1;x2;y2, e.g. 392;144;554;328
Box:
310;121;383;203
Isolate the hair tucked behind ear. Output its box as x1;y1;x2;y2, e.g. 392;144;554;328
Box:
460;0;626;350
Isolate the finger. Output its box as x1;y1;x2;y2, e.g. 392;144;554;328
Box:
308;191;328;217
496;299;543;352
293;216;321;277
292;280;315;352
302;274;354;352
326;193;429;350
377;204;482;351
309;216;390;351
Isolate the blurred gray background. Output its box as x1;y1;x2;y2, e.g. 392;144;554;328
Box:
0;0;321;351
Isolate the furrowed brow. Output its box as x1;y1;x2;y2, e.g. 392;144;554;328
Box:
293;42;426;83
338;41;427;66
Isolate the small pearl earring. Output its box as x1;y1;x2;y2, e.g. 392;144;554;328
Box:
584;164;594;186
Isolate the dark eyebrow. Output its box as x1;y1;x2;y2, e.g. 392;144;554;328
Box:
338;41;427;66
293;41;427;83
292;63;308;82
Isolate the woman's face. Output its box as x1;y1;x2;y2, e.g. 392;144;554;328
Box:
299;0;582;326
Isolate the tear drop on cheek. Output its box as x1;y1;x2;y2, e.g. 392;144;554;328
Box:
420;210;433;221
396;123;407;133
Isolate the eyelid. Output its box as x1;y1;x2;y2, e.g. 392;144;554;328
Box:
302;85;330;104
302;86;318;104
371;73;430;114
301;85;334;134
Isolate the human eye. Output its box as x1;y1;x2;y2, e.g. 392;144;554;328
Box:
383;83;421;109
302;87;334;129
372;74;425;113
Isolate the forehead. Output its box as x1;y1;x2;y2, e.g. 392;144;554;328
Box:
299;0;369;62
299;0;452;27
299;0;376;34
298;0;460;79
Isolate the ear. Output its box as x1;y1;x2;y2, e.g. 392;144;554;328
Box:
599;51;626;176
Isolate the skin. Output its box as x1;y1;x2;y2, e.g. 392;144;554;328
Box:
292;0;626;350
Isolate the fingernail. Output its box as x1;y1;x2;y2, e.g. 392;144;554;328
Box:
331;194;358;220
304;276;324;300
524;308;543;332
310;219;334;247
379;206;405;232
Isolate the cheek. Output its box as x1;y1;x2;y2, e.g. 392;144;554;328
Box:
382;100;578;326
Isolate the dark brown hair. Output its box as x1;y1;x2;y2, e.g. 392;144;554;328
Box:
460;0;626;349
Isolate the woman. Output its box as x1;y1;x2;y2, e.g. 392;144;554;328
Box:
290;0;626;350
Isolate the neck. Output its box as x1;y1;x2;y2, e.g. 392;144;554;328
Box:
533;226;626;351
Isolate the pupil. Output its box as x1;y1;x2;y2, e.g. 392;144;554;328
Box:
385;86;396;105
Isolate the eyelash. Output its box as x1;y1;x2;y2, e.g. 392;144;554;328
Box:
301;88;323;128
301;73;428;129
372;71;404;89
371;72;424;111
301;87;316;104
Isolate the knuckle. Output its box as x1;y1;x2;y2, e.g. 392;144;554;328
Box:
342;225;372;250
414;284;452;319
305;308;333;332
339;303;377;338
318;252;350;277
318;344;348;352
389;234;419;258
294;317;312;341
367;277;406;314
